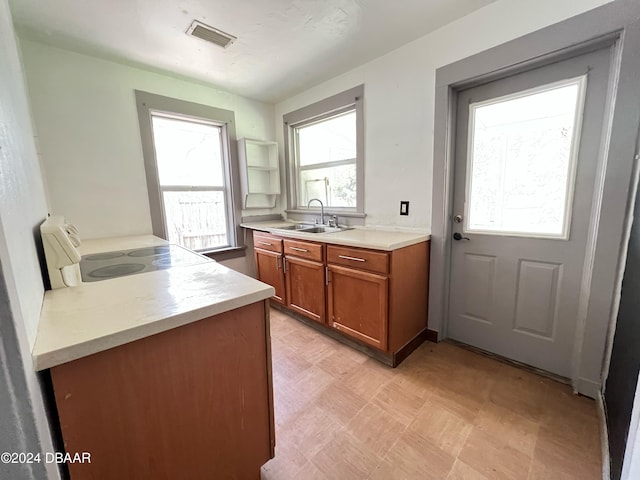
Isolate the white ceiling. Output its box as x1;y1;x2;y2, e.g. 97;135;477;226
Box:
9;0;497;103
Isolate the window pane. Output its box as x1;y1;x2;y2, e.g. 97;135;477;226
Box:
297;111;356;166
467;80;583;237
152;115;224;187
162;191;228;250
299;164;356;208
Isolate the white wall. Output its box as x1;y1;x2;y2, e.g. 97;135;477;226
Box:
275;0;612;229
0;0;59;477
19;39;278;241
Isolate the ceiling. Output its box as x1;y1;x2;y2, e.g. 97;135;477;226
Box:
9;0;497;103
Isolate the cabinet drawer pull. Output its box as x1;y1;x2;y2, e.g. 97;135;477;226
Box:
289;247;309;252
258;241;273;246
338;255;366;262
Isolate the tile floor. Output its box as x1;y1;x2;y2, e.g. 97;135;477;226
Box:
261;308;602;480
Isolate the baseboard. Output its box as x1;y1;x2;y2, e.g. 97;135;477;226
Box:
577;377;602;399
597;392;611;480
426;329;438;342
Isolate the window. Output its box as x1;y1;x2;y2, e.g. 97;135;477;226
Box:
135;91;242;253
284;85;364;214
465;76;586;239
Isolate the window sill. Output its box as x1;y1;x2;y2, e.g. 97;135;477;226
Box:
200;246;247;261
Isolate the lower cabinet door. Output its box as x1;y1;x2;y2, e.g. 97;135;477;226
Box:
327;264;388;350
255;248;286;305
284;256;326;324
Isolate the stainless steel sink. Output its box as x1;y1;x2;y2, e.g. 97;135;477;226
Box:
273;224;352;234
299;226;352;234
275;223;315;231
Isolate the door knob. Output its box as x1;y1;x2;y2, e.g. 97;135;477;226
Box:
453;232;470;241
453;214;463;223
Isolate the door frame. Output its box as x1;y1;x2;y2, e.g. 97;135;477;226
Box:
429;0;640;397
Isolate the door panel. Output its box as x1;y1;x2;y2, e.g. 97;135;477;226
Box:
284;256;325;324
255;249;286;305
512;260;561;339
448;47;611;377
327;264;388;350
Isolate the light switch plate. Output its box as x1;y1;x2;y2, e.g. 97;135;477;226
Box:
400;201;409;216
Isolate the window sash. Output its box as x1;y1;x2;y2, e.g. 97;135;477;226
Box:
283;85;364;214
136;90;239;252
292;111;358;209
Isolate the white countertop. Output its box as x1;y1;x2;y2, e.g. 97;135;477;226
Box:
241;221;430;251
32;235;275;371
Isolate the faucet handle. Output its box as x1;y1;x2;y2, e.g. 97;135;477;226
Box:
328;215;338;227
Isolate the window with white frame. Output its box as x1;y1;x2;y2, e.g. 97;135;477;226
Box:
135;91;241;253
284;85;364;213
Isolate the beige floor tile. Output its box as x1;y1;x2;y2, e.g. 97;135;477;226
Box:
346;403;407;457
314;381;368;424
342;359;395;399
370;429;455;480
279;402;344;459
407;398;473;457
261;436;308;480
310;431;380;479
533;428;601;479
266;308;601;480
473;402;539;456
372;379;430;427
446;459;489;480
317;347;365;379
488;364;550;422
458;429;532;480
292;461;330;480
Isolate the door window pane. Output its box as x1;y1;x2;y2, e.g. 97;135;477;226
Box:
162;191;228;250
466;78;585;238
152;115;224;187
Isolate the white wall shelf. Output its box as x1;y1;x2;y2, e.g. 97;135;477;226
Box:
238;138;280;209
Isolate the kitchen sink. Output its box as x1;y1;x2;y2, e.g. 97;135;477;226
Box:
273;224;352;234
275;223;315;230
299;226;352;233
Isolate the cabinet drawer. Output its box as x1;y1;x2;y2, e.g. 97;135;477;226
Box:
327;245;389;275
253;232;283;253
283;239;323;262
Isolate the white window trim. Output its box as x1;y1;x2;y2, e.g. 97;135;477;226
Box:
283;85;365;215
135;90;243;253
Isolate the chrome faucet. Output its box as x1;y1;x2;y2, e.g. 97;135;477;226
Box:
307;198;325;225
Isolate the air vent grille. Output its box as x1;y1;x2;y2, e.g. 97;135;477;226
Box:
187;20;236;48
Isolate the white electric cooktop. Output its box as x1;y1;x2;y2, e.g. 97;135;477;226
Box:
80;244;211;282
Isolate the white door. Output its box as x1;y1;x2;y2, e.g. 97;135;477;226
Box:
448;47;611;378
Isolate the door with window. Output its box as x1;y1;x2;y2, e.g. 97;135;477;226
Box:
448;47;611;377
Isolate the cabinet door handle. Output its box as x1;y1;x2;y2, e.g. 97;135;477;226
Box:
282;257;287;274
258;241;272;246
289;247;308;252
325;266;329;285
338;255;366;262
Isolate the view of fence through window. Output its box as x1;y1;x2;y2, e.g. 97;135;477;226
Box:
295;110;357;208
466;78;584;238
151;114;229;250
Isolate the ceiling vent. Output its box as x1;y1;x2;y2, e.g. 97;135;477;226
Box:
186;20;236;48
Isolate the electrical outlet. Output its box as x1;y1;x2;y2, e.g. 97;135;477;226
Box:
400;201;409;216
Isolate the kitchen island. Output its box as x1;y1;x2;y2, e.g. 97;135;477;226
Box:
33;235;276;479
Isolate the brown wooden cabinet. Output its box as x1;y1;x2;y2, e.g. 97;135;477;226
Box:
327;264;388;349
284;238;325;324
50;301;275;479
254;232;286;305
253;229;430;366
